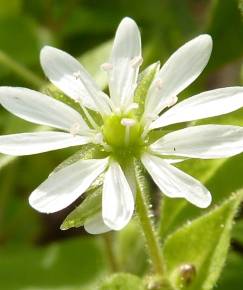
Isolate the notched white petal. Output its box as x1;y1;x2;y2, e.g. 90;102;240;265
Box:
0;132;91;156
102;161;134;230
142;153;211;208
144;34;212;118
29;158;109;213
40;46;111;115
150;125;243;159
108;17;142;108
0;87;88;132
150;87;243;129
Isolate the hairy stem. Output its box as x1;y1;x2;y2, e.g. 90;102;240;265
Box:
136;188;164;276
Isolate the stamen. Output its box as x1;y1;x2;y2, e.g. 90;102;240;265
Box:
124;102;139;114
77;98;99;130
130;56;143;68
121;118;136;127
113;107;121;115
100;62;113;71
73;71;82;80
82;106;99;130
167;96;178;107
93;133;112;152
155;78;163;90
93;132;103;144
70;122;81;136
121;118;136;146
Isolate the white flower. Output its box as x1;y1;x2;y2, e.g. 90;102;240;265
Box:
1;17;243;234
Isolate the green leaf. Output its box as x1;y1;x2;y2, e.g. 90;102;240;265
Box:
0;0;22;18
206;0;243;71
217;252;243;290
0;237;107;290
115;218;148;275
60;187;102;230
162;191;243;290
99;273;145;290
239;0;243;16
232;219;243;244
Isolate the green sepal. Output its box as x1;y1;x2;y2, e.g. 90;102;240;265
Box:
60;187;102;230
162;191;243;290
99;273;145;290
134;62;160;118
42;85;103;128
53;143;106;174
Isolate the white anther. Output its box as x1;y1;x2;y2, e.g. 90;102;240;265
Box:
113;107;121;115
70;122;81;136
130;56;143;68
100;62;113;71
73;71;82;80
93;133;103;144
167;96;178;107
121;118;136;127
145;113;157;121
74;96;82;104
124;102;139;114
155;78;163;90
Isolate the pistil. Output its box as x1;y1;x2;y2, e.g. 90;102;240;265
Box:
121;118;137;146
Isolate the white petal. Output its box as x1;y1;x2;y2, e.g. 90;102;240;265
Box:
164;158;187;164
84;212;111;234
150;125;243;159
29;158;109;213
102;161;134;230
150;87;243;129
108;17;142;108
0;132;90;156
0;87;88;132
141;153;211;208
40;46;111;115
144;35;212;118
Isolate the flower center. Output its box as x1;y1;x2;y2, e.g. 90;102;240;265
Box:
102;114;143;150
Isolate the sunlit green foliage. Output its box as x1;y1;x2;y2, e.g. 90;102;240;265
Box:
0;0;243;289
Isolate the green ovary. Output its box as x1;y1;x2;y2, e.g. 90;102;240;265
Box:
102;114;143;149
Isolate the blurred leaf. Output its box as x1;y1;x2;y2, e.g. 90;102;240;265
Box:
163;191;243;290
99;273;144;290
232;219;243;244
78;40;112;89
0;237;107;290
61;187;102;230
206;0;243;70
0;16;39;65
239;0;243;16
217;252;243;290
115;218;147;275
0;0;22;18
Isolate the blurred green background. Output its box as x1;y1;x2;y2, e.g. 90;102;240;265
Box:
0;0;243;289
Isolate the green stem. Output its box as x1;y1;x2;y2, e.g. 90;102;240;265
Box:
0;50;45;88
136;188;164;276
102;233;119;272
